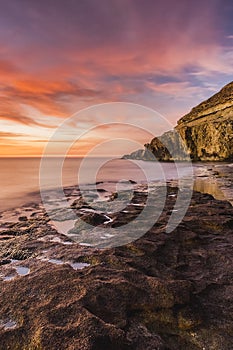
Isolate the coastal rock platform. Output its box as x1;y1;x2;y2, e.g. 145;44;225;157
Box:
0;185;233;350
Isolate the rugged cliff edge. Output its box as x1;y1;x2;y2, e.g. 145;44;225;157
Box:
123;82;233;161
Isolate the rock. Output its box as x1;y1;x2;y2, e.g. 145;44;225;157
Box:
79;212;108;226
123;82;233;161
70;197;91;209
123;148;155;161
109;192;118;201
0;259;11;266
129;180;137;184
176;81;233;161
49;208;76;221
119;180;137;184
68;211;109;237
18;216;28;222
144;130;188;161
0;188;233;349
144;137;172;161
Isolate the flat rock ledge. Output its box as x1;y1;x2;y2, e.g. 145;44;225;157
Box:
0;187;233;350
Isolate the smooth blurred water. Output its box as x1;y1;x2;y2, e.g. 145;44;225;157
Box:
0;157;232;211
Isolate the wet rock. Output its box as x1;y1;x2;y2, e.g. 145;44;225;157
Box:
18;216;28;222
78;212;108;226
96;188;107;193
49;208;76;221
0;188;232;349
0;259;11;266
71;197;93;210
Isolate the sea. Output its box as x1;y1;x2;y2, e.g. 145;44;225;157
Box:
0;157;232;213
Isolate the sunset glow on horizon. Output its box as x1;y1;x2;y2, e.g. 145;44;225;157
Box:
1;0;233;156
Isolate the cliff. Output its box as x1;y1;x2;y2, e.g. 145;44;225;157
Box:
176;81;233;161
123;81;233;161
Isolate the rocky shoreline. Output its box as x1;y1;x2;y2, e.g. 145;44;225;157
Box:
123;82;233;162
0;182;233;349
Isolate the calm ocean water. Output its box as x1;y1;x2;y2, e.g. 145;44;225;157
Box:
0;157;232;211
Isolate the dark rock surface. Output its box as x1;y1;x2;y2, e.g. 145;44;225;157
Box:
0;186;233;349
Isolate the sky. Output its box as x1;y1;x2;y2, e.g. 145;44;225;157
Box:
0;0;233;156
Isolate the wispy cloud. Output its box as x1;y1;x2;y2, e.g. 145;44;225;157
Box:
0;0;232;155
0;131;25;138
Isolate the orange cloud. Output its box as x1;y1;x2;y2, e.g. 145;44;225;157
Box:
0;131;25;138
0;0;231;157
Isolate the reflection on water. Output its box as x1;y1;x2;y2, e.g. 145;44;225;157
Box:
0;260;30;282
194;178;226;201
0;319;17;330
193;163;233;205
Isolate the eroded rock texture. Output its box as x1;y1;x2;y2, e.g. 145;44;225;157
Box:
0;187;233;350
123;82;233;161
176;81;233;161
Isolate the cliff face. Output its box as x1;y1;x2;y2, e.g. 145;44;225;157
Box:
175;81;233;161
123;82;233;161
146;130;188;161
